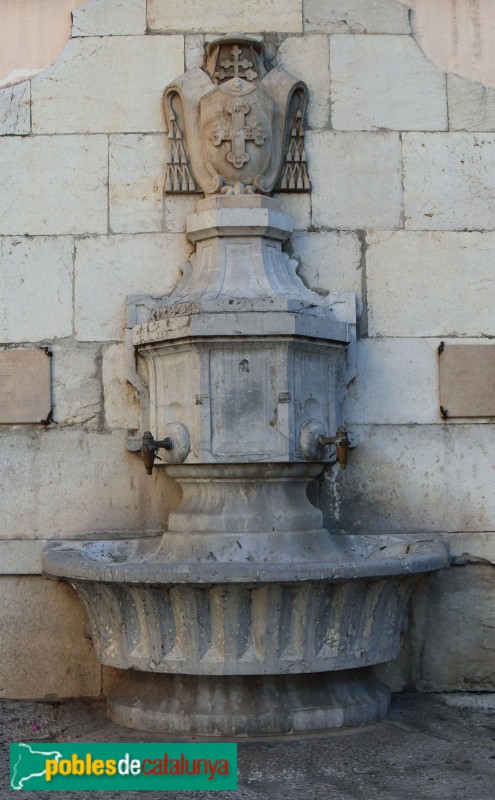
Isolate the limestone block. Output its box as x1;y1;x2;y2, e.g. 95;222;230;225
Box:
0;136;107;235
164;195;201;233
0;82;30;135
366;232;495;336
0;540;45;574
417;566;495;691
31;36;184;134
72;0;146;36
403;133;495;230
276;36;330;129
331;35;447;131
185;34;206;71
376;559;495;693
51;342;102;428
102;343;140;430
74;234;192;341
447;531;495;566
0;429;178;538
109;134;166;234
345;339;438;424
0;237;73;342
147;0;303;33
447;74;495;131
304;0;410;33
291;231;362;303
272;193;311;231
327;424;495;534
309;132;402;229
0;576;101;699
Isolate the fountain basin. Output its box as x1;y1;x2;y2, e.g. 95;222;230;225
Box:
43;529;447;734
43;535;447;676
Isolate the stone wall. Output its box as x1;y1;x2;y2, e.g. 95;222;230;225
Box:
0;0;493;698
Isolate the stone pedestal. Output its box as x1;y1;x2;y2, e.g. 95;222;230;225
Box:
107;671;391;736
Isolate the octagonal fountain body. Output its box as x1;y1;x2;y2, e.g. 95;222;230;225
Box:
43;33;448;736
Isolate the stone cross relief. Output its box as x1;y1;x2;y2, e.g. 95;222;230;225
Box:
210;99;266;169
214;44;258;83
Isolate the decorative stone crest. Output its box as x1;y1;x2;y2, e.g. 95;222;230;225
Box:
163;33;310;196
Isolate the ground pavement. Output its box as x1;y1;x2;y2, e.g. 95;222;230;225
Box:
0;693;494;799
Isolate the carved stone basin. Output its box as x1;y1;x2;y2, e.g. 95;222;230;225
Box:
43;462;448;735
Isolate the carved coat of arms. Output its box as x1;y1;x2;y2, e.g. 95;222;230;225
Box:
163;33;310;196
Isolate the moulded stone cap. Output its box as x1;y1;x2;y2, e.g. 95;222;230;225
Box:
132;309;351;346
186;203;293;243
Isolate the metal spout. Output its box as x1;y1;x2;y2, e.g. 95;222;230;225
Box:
141;430;174;475
317;425;349;469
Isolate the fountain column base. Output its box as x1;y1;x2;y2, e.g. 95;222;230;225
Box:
107;669;390;736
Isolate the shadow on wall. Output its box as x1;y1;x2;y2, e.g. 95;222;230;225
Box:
0;0;87;88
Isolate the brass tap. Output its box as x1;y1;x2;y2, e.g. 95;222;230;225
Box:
141;431;174;475
317;425;349;469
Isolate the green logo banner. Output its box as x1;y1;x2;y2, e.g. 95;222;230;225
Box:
10;742;237;791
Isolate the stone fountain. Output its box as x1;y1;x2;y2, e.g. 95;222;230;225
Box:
43;33;448;736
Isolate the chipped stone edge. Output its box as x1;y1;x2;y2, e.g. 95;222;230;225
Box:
4;531;492;575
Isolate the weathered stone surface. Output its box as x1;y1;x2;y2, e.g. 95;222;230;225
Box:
108;670;390;734
291;231;362;302
345;338;439;424
273;193;311;231
417;565;495;691
31;36;184;134
163;194;200;233
448;74;495;131
447;531;495;566
102;343;140;430
184;34;205;71
0;540;45;574
0;237;73;342
309;132;402;229
51;342;101;428
74;234;191;341
0;136;107;235
109;134;166;234
147;0;303;33
72;0;146;36
62;556;417;675
304;0;410;33
403;133;495;230
276;35;330;128
331;35;447;131
0;82;30;135
0;429;178;538
328;424;495;534
0;576;101;699
366;232;495;336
